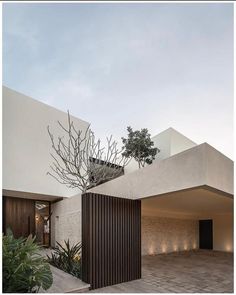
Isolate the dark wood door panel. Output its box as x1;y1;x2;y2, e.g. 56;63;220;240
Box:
3;196;35;238
199;219;213;249
82;193;141;290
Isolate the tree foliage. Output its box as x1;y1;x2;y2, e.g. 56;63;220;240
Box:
122;126;159;168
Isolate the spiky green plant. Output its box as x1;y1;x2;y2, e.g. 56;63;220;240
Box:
3;229;53;293
47;239;81;278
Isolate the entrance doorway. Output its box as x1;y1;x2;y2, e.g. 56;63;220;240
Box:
199;219;213;249
35;201;50;247
3;196;51;247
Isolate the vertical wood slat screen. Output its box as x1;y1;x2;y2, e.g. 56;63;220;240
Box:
3;196;35;238
82;192;141;290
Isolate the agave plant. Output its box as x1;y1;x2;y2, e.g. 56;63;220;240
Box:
47;239;82;278
3;229;53;293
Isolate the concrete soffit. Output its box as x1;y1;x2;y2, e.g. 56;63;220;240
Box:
88;143;233;200
140;185;233;201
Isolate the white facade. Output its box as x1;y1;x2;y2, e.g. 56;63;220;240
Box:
3;86;234;253
3;86;90;198
152;127;197;159
88;143;233;199
125;127;197;174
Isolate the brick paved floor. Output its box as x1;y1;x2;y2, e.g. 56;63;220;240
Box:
90;250;233;293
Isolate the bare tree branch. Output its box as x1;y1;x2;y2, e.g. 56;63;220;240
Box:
47;111;130;193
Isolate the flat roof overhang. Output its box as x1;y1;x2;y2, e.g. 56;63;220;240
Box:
88;143;233;200
141;186;233;219
3;189;63;202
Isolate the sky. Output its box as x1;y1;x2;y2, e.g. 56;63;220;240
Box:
3;3;234;159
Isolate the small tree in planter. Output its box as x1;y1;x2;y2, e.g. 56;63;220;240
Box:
47;111;130;193
122;126;160;168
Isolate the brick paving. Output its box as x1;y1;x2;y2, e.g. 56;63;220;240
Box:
90;250;233;293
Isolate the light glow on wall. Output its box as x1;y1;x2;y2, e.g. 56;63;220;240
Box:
161;244;167;253
183;242;188;250
192;242;197;249
142;216;201;255
173;245;178;252
148;245;155;256
147;239;199;255
225;244;232;252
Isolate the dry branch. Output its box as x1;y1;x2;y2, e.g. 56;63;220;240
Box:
47;111;130;193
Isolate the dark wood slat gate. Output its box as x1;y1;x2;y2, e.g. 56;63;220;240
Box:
82;192;141;290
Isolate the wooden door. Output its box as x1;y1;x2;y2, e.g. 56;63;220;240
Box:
3;196;35;238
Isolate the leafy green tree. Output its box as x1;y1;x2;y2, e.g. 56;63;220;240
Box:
3;229;53;293
122;126;160;168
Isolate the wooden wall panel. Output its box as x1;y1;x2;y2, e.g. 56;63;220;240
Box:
82;193;141;290
3;196;35;238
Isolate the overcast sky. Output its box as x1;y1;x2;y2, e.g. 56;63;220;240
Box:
3;3;234;159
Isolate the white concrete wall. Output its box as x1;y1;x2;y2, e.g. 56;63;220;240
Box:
124;158;139;174
206;144;234;196
125;128;197;174
142;215;199;255
151;128;171;160
89;143;207;199
51;194;82;247
89;143;233;199
152;127;197;161
169;128;197;156
3;86;90;198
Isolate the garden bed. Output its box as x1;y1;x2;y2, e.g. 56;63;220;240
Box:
47;240;82;279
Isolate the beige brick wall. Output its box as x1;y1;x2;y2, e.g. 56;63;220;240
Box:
51;194;82;247
54;211;81;246
142;216;199;255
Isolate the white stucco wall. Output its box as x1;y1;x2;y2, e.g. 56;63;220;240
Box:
124;158;139;174
151;128;172;160
125;127;197;174
142;215;198;255
169;128;197;156
152;127;197;161
3;86;90;198
206;144;234;196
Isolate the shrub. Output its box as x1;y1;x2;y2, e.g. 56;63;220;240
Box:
3;229;53;293
47;239;81;278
